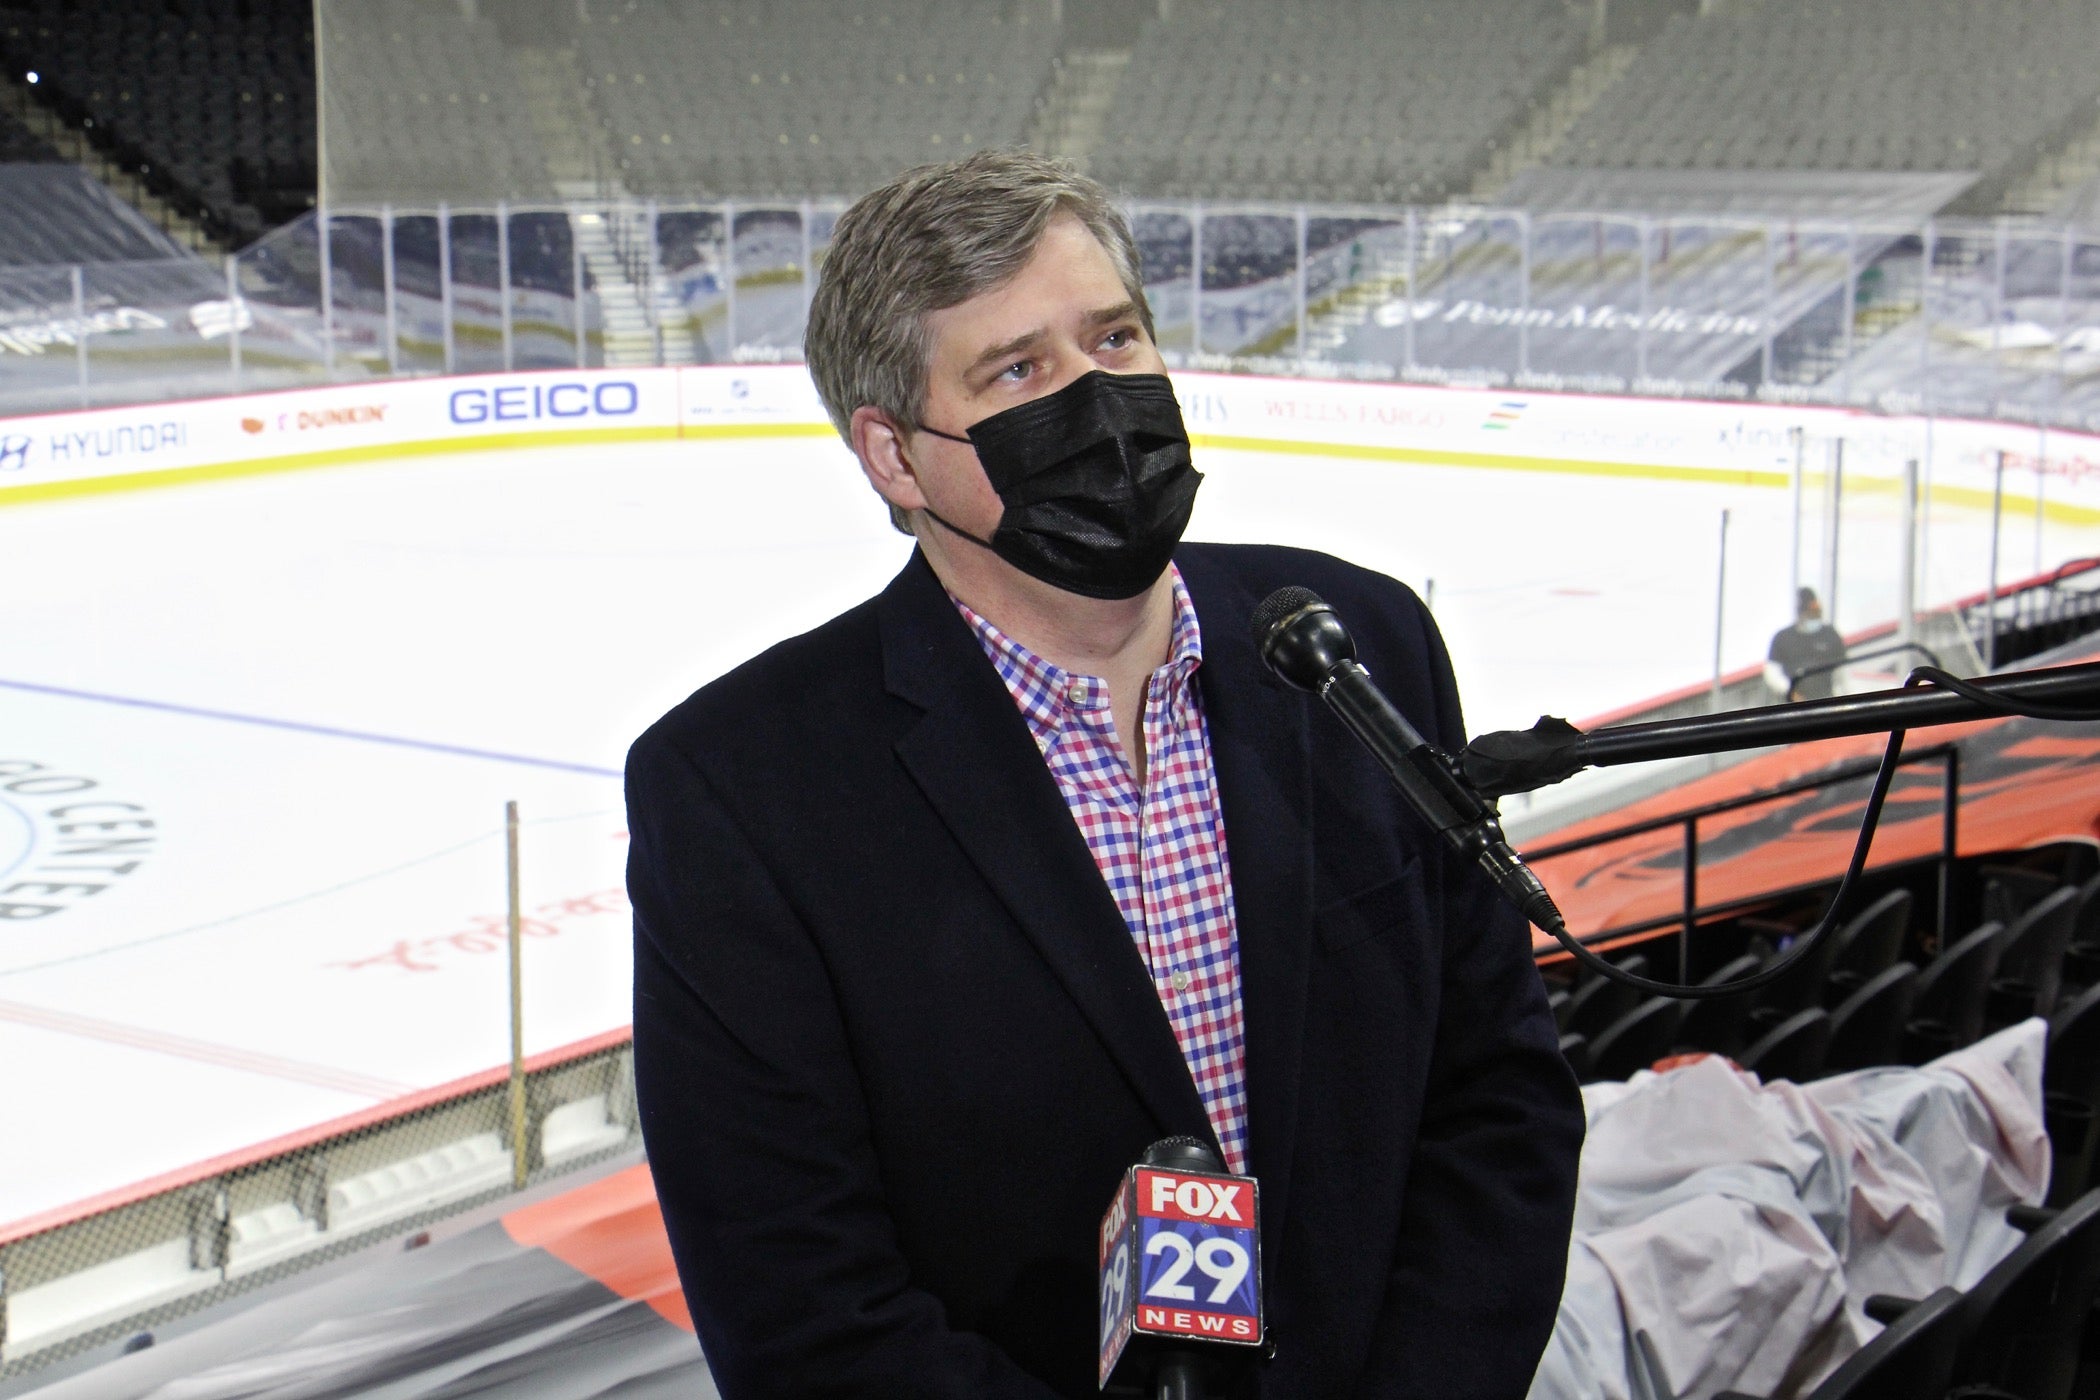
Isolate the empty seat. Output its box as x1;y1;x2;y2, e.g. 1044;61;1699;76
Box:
1738;1008;1832;1084
1906;920;2004;1061
1823;963;1919;1074
1989;885;2082;1029
1947;1190;2100;1400
1586;997;1687;1083
2046;985;2100;1206
1822;889;1914;1005
1564;953;1650;1040
1714;1286;1965;1400
1749;918;1846;1025
1673;954;1763;1059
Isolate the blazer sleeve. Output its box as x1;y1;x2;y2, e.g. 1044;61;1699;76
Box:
1357;591;1586;1400
626;729;1066;1400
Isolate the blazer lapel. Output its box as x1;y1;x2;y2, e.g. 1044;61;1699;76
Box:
1178;548;1316;1238
878;553;1217;1145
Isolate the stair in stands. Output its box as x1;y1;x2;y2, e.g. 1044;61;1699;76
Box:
558;192;685;368
0;76;223;257
1999;104;2100;217
1026;48;1131;170
1467;42;1639;202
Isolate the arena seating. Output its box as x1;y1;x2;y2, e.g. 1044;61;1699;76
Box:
571;0;1059;199
0;162;187;266
0;103;55;161
1559;844;2100;1141
1550;0;2100;188
319;0;552;206
1087;0;1587;204
0;0;314;245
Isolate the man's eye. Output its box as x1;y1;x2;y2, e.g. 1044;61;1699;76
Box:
997;359;1033;382
1101;329;1132;350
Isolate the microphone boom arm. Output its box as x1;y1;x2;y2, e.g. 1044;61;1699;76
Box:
1461;660;2100;798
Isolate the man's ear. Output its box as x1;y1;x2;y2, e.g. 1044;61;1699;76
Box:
850;406;928;514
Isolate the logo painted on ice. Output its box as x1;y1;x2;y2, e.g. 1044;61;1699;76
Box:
1482;400;1527;431
0;435;30;471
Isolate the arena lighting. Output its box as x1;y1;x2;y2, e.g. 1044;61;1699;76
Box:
24;70;36;83
577;212;602;224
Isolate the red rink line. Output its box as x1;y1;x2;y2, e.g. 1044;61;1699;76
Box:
0;998;412;1099
0;1025;635;1246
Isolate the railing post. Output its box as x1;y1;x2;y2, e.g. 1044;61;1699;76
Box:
1940;748;1960;945
1681;816;1698;984
1710;508;1730;712
1987;449;2005;670
1788;425;1805;597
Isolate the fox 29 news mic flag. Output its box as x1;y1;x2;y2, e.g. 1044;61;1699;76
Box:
1098;1146;1264;1390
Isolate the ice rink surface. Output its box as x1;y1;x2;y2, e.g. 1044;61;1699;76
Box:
1;430;2086;1226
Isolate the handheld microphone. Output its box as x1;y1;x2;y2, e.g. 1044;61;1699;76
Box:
1098;1137;1264;1398
1250;587;1564;934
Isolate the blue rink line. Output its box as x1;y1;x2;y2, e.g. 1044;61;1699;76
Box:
0;677;623;779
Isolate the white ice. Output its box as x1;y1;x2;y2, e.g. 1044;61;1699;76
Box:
0;432;2087;1227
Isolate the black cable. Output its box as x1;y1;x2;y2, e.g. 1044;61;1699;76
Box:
1540;661;2100;999
1534;725;1909;1000
1909;665;2100;723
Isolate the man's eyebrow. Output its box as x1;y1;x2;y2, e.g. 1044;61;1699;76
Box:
1086;300;1142;326
964;327;1046;380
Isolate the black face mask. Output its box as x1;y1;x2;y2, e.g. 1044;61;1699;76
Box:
917;370;1203;601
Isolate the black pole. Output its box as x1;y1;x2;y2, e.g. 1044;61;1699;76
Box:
1462;660;2100;796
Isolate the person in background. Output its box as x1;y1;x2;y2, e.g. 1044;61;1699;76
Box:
1766;586;1848;700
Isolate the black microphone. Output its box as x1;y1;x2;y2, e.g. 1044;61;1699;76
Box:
1098;1137;1264;1399
1250;587;1564;933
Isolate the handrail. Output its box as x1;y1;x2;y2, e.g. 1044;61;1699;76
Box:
1525;742;1960;974
1787;640;1945;696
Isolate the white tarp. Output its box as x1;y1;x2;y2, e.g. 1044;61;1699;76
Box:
1530;1019;2049;1400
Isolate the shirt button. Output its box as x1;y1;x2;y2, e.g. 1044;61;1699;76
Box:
1172;970;1193;992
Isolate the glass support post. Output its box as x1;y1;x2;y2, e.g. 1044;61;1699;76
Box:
572;218;586;368
319;208;335;379
1402;207;1415;373
722;199;736;361
1636;216;1651;385
381;205;399;376
226;254;241;389
439;202;455;374
1190;202;1204;362
1840;222;1856;403
71;264;87;406
1517;210;1532;379
498;200;513;373
1294;206;1307;373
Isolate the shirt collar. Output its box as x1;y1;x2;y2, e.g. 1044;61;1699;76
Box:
952;565;1204;747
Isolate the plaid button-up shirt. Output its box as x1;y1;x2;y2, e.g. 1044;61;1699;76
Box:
953;567;1249;1172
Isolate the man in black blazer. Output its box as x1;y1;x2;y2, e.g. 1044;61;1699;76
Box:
627;151;1583;1399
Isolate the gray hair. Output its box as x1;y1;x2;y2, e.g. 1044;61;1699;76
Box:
804;149;1154;533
